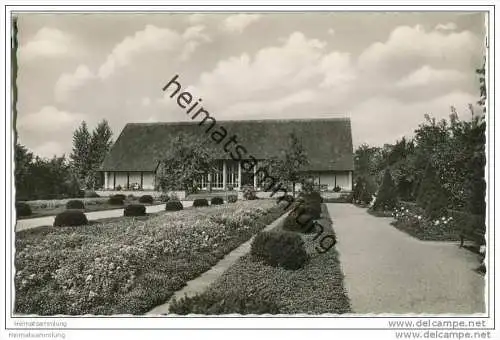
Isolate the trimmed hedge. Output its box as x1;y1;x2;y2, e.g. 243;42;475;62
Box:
250;231;308;270
193;198;209;207
243;186;257;200
113;194;126;201
108;195;125;205
210;197;224;205
138;195;154;204
227;194;238;203
65;200;85;210
170;290;279;315
84;191;100;198
165;200;183;211
16;202;32;217
53;210;88;227
124;204;146;217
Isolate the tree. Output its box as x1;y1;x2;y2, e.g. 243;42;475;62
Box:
263;133;309;197
417;162;448;219
14;143;33;200
372;168;398;211
70;120;113;189
88;120;113;189
70;121;91;188
156;135;215;193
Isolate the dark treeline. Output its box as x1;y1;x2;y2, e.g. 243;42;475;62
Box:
15;120;113;201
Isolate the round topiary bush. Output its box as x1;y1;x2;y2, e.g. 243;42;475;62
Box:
138;195;154;204
16;202;32;217
124;204;146;216
227;194;238;203
210;197;224;205
165;200;183;211
65;200;84;210
193;198;209;207
108;195;125;205
251;231;308;270
113;194;126;201
242;185;257;200
53;210;88;227
283;208;316;233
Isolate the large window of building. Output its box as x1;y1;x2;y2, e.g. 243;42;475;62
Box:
226;160;239;188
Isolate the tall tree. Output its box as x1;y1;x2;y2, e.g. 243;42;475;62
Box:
70;121;91;188
156;135;215;193
263;133;309;197
15;143;33;200
88;120;113;188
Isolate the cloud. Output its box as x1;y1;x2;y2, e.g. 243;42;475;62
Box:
222;14;261;33
185;32;353;105
327;28;335;36
31;141;66;158
17;106;85;134
54;24;211;103
358;25;481;77
435;22;457;31
55;65;95;103
98;24;211;79
19;27;75;62
397;65;466;88
187;13;205;24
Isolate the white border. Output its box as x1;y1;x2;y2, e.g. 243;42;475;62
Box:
2;2;496;336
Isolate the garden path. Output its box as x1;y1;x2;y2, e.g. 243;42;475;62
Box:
328;203;485;314
146;210;290;315
15;202;194;232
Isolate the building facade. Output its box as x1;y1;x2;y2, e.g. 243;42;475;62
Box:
100;118;354;192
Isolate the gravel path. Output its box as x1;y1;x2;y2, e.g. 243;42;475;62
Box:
328;203;485;314
15;201;194;232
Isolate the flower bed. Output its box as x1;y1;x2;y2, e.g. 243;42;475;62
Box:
15;199;287;315
391;202;460;241
169;204;351;314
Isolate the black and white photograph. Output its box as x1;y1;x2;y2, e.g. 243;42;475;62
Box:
4;4;496;340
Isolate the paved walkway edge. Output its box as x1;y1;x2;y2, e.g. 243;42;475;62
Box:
146;210;290;315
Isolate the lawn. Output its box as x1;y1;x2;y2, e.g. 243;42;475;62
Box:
14;199;288;315
169;204;351;314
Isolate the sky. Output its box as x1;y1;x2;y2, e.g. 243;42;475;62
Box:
15;11;486;158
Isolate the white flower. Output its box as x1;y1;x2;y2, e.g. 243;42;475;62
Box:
434;220;439;225
85;274;93;282
417;216;422;220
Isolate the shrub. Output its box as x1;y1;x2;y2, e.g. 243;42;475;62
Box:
277;194;294;205
65;200;84;210
159;194;170;202
169;291;280;315
193;198;209;207
250;231;308;270
116;185;122;191
84;191;100;198
124;204;146;217
127;194;135;200
211;197;224;205
165;200;183;211
373;169;398;211
333;185;342;192
417;163;448;219
53;210;88;227
108;195;124;205
283;208;315;233
138;195;154;204
242;185;257;200
227;194;238;203
113;194;126;200
16;202;32;217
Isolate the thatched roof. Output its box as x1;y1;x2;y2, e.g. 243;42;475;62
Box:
100;118;354;172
